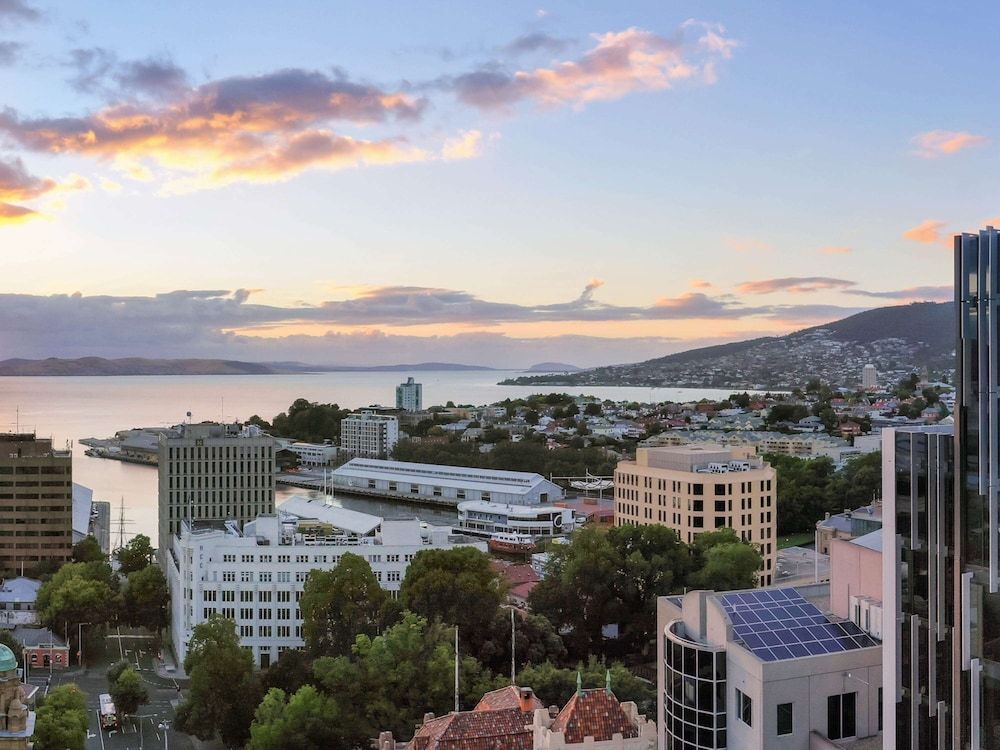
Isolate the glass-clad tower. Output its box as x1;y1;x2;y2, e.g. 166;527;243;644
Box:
955;228;1000;747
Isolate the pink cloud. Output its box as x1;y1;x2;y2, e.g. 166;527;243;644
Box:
820;245;851;255
903;219;947;245
911;129;989;158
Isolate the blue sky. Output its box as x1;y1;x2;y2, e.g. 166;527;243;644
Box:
0;1;992;366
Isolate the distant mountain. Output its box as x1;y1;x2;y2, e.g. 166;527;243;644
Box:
526;362;582;373
0;357;277;376
0;358;498;376
499;302;955;390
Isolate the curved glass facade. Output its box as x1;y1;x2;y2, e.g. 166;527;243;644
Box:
663;620;727;749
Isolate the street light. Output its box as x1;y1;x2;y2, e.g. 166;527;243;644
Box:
78;622;92;668
157;719;171;750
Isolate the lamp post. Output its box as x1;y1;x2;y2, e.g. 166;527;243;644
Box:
78;622;92;667
158;719;171;750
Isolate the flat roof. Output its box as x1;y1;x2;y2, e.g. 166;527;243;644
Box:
333;458;555;494
458;500;569;516
850;528;883;552
0;577;40;603
277;495;382;536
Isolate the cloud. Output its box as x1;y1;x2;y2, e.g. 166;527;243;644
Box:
114;56;189;98
0;156;71;224
0;0;39;26
0;67;431;190
64;47;117;94
501;32;570;56
725;236;772;253
903;219;947;245
911;129;989;158
737;277;855;295
819;245;851;255
0;201;36;224
689;278;712;289
448;22;736;111
849;285;952;302
441;129;483;160
0;40;22;66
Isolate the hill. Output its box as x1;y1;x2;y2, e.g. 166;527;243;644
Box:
526;362;582;373
499;302;955;390
0;357;279;376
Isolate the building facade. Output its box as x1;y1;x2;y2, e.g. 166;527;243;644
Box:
167;496;485;668
157;423;276;566
615;445;777;586
657;585;881;750
340;411;399;459
396;377;423;412
0;434;73;578
862;363;878;390
882;426;954;748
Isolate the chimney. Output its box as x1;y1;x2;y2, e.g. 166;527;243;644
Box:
518;687;535;712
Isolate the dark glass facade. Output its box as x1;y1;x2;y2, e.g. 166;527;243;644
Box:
663;622;727;749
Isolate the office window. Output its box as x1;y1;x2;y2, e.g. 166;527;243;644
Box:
777;703;793;735
827;692;856;740
736;689;752;726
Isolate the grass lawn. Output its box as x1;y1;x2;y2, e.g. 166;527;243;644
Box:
777;532;815;550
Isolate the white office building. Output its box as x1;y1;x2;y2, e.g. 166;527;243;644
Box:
395;377;423;412
287;442;339;467
340;411;400;459
167;495;485;668
457;500;576;538
157;422;276;566
330;458;565;506
862;364;878;390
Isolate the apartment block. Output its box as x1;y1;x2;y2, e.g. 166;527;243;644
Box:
0;433;73;577
340;410;399;459
395;377;423;412
615;444;776;586
157;422;275;566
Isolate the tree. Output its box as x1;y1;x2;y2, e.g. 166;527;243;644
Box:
32;684;88;750
269;399;352;442
124;564;169;634
524;410;540;425
176;615;260;749
689;528;762;591
260;649;314;696
110;666;149;717
116;534;155;574
584;402;602;417
72;535;105;563
106;659;130;685
36;561;119;654
301;553;390;658
517;657;655;717
400;547;506;656
248;686;346;750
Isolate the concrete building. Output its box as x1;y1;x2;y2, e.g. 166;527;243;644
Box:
0;578;39;627
458;500;576;538
157;422;276;567
0;434;73;578
829;530;883;639
396;377;423;412
331;458;564;506
814;502;883;556
615;444;777;586
286;441;339;467
340;410;399;459
167;495;485;668
862;364;878;391
657;585;882;750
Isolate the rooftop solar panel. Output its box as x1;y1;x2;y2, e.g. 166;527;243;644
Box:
718;587;879;662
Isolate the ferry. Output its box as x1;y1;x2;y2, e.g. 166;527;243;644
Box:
488;532;537;555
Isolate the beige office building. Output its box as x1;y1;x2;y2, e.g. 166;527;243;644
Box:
0;434;73;577
157;423;276;566
615;444;777;586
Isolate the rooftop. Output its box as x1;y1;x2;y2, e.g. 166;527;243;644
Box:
334;458;555;494
0;577;40;604
276;495;382;536
551;689;640;743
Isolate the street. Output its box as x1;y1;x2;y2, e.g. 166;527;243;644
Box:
27;631;195;750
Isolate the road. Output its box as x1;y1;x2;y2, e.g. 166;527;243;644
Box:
27;631;195;750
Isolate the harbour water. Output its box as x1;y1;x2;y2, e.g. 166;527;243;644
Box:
0;372;740;543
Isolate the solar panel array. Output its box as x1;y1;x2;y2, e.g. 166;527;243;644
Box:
718;588;878;662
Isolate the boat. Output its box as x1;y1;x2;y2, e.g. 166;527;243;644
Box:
488;532;537;555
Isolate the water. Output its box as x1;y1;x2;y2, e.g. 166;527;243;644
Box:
0;372;739;542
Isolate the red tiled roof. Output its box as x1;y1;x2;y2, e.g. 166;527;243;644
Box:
549;689;639;744
475;686;544;713
408;708;531;750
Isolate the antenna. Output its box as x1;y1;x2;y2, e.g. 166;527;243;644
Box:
454;627;460;713
510;607;516;685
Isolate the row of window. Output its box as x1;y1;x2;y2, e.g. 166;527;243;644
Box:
733;689;862;740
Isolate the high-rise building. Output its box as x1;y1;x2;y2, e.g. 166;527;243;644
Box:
883;227;1000;747
340;410;399;459
395;377;422;412
862;363;878;390
0;433;73;577
157;423;275;566
614;444;777;586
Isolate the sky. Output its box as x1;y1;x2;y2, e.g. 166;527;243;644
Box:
0;1;993;368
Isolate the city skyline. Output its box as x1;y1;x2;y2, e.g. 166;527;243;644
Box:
0;1;991;366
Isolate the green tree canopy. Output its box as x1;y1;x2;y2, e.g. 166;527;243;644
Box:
301;552;390;658
124;564;169;635
176;615;260;749
248;686;346;750
116;534;155;574
36;561;119;649
517;656;655;717
269;399;352;442
32;684;88;750
71;535;105;563
110;666;149;717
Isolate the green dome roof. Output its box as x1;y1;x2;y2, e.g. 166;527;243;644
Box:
0;643;16;672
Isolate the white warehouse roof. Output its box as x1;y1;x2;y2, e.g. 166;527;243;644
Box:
276;495;382;536
332;458;559;496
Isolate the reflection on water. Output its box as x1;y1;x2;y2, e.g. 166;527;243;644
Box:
0;372;738;542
